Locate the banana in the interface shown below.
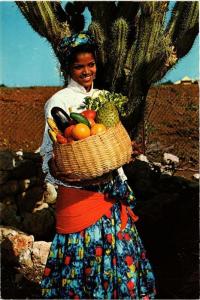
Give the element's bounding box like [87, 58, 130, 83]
[48, 129, 57, 142]
[47, 118, 60, 134]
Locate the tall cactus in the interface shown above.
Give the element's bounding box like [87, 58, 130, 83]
[88, 21, 106, 66]
[108, 18, 129, 91]
[15, 1, 199, 137]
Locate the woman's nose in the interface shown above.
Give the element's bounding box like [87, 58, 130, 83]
[83, 66, 89, 74]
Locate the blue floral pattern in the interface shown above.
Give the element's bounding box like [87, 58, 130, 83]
[41, 175, 156, 299]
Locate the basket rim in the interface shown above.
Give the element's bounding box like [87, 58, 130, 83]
[54, 121, 122, 148]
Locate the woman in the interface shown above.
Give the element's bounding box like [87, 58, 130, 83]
[40, 32, 156, 299]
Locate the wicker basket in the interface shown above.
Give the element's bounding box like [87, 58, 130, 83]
[53, 121, 132, 181]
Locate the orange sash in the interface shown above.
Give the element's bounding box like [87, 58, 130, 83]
[56, 186, 138, 234]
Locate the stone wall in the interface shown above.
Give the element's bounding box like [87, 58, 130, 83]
[0, 150, 57, 298]
[0, 151, 56, 240]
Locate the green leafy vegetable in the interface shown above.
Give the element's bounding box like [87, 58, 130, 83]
[80, 90, 128, 117]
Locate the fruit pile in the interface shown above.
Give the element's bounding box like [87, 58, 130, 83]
[48, 102, 119, 145]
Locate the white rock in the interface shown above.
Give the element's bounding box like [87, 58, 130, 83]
[152, 162, 162, 167]
[193, 173, 200, 181]
[137, 154, 149, 163]
[16, 150, 23, 160]
[18, 249, 33, 268]
[32, 241, 51, 265]
[163, 153, 179, 164]
[34, 147, 40, 153]
[44, 182, 57, 204]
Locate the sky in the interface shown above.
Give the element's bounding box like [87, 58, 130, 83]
[0, 1, 199, 87]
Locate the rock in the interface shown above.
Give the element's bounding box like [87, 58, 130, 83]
[0, 170, 10, 184]
[137, 154, 149, 163]
[15, 150, 24, 161]
[0, 226, 51, 287]
[44, 182, 57, 204]
[163, 153, 179, 165]
[23, 152, 42, 162]
[18, 177, 41, 192]
[124, 159, 159, 200]
[22, 208, 55, 240]
[193, 173, 199, 181]
[0, 151, 16, 170]
[17, 186, 44, 213]
[11, 160, 38, 179]
[33, 202, 49, 212]
[0, 227, 34, 264]
[146, 141, 161, 153]
[0, 202, 21, 228]
[0, 195, 16, 205]
[18, 248, 33, 268]
[0, 180, 20, 198]
[158, 174, 190, 192]
[32, 241, 51, 266]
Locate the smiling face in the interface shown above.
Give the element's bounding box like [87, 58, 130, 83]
[70, 52, 97, 92]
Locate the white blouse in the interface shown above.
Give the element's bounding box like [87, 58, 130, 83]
[40, 78, 127, 187]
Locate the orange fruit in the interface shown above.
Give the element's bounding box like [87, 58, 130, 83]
[90, 123, 106, 135]
[72, 123, 91, 140]
[64, 125, 75, 138]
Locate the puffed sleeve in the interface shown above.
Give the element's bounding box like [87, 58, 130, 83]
[40, 98, 65, 186]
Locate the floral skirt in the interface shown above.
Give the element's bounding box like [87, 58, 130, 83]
[41, 198, 156, 299]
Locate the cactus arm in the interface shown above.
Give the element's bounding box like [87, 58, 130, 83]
[15, 1, 71, 45]
[109, 18, 129, 90]
[88, 21, 106, 65]
[64, 2, 86, 33]
[16, 2, 46, 38]
[87, 1, 118, 37]
[171, 2, 198, 58]
[149, 1, 199, 83]
[166, 2, 198, 43]
[126, 2, 168, 87]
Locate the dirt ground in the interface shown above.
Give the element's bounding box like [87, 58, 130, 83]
[0, 84, 199, 180]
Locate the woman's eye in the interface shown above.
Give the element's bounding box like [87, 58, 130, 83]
[89, 62, 95, 67]
[74, 65, 82, 70]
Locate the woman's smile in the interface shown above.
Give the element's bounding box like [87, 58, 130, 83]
[70, 52, 97, 91]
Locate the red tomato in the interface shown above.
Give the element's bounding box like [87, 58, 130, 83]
[64, 125, 75, 138]
[56, 133, 68, 144]
[81, 109, 96, 120]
